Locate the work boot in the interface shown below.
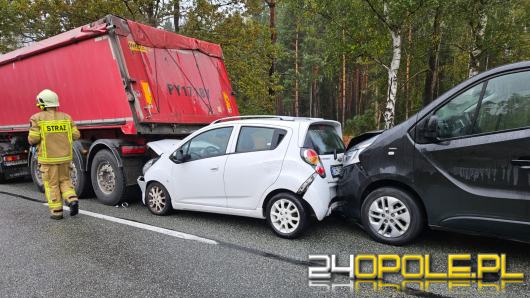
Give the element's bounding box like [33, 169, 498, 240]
[50, 213, 63, 220]
[69, 201, 79, 216]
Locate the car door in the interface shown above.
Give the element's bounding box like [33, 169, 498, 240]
[169, 126, 234, 207]
[224, 125, 290, 210]
[414, 70, 530, 240]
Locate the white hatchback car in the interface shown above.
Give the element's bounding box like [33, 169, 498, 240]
[138, 116, 345, 238]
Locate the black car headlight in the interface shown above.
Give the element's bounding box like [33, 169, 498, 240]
[142, 157, 160, 175]
[343, 148, 362, 166]
[343, 136, 378, 167]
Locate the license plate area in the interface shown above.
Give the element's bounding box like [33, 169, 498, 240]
[330, 165, 343, 178]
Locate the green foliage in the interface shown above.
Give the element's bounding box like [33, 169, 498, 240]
[344, 109, 377, 136]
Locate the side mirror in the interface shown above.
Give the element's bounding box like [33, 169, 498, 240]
[423, 115, 439, 141]
[171, 149, 190, 164]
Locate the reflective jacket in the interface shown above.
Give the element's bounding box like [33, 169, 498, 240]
[27, 110, 80, 164]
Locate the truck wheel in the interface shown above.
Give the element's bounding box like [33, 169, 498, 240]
[30, 156, 44, 193]
[71, 153, 91, 198]
[91, 150, 126, 205]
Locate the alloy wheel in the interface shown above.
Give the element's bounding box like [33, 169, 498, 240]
[368, 196, 410, 238]
[148, 185, 166, 213]
[270, 199, 300, 234]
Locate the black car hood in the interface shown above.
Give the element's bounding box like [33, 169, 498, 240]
[347, 130, 384, 150]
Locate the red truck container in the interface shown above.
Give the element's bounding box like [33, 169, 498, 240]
[0, 15, 239, 205]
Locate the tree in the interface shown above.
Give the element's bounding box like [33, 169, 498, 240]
[264, 0, 281, 113]
[363, 0, 425, 129]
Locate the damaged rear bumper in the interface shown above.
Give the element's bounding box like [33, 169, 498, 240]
[137, 176, 146, 204]
[298, 173, 339, 221]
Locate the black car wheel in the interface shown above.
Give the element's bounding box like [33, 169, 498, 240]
[266, 193, 308, 239]
[361, 187, 424, 245]
[146, 182, 172, 215]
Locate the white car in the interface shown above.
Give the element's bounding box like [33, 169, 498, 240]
[138, 116, 345, 238]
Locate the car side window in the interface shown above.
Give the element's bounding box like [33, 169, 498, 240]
[182, 127, 233, 161]
[434, 83, 484, 139]
[236, 126, 286, 153]
[473, 71, 530, 134]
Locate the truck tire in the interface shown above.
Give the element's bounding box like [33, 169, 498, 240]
[91, 149, 127, 205]
[30, 156, 45, 193]
[71, 153, 91, 198]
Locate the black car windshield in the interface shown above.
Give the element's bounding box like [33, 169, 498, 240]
[304, 124, 345, 155]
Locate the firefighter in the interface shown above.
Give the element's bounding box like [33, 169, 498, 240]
[28, 89, 81, 220]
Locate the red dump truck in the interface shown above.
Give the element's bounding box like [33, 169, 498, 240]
[0, 15, 239, 205]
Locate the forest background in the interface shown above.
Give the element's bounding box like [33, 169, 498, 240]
[1, 0, 529, 135]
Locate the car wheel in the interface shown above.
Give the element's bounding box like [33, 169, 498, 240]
[361, 187, 424, 245]
[146, 182, 172, 215]
[266, 193, 308, 239]
[91, 150, 127, 206]
[30, 155, 44, 193]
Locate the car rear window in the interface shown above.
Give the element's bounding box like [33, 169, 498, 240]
[304, 124, 345, 155]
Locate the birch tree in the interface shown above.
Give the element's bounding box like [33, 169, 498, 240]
[364, 0, 424, 129]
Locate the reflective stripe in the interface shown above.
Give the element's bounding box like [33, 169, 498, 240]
[44, 181, 61, 209]
[38, 156, 72, 163]
[62, 190, 77, 199]
[44, 181, 50, 203]
[48, 201, 63, 209]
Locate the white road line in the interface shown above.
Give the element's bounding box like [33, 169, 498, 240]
[46, 203, 218, 245]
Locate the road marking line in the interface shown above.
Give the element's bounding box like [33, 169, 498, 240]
[45, 203, 218, 245]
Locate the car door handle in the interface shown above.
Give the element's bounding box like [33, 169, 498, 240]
[210, 167, 219, 171]
[511, 159, 530, 169]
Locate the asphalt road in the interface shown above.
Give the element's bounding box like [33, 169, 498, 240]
[0, 179, 528, 297]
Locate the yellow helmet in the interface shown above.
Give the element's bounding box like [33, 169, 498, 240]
[36, 89, 60, 109]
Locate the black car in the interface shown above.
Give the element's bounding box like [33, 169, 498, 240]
[337, 61, 530, 245]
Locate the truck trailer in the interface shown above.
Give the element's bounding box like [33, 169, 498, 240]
[0, 15, 239, 205]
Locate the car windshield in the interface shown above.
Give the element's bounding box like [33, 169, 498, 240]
[304, 124, 345, 155]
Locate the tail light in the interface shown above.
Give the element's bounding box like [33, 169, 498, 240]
[301, 148, 326, 178]
[3, 154, 22, 162]
[121, 145, 146, 155]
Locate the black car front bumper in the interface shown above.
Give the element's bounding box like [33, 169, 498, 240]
[336, 164, 369, 220]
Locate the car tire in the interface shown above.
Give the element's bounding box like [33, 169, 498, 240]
[266, 193, 308, 239]
[361, 187, 424, 245]
[91, 150, 127, 206]
[145, 182, 172, 216]
[30, 155, 44, 193]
